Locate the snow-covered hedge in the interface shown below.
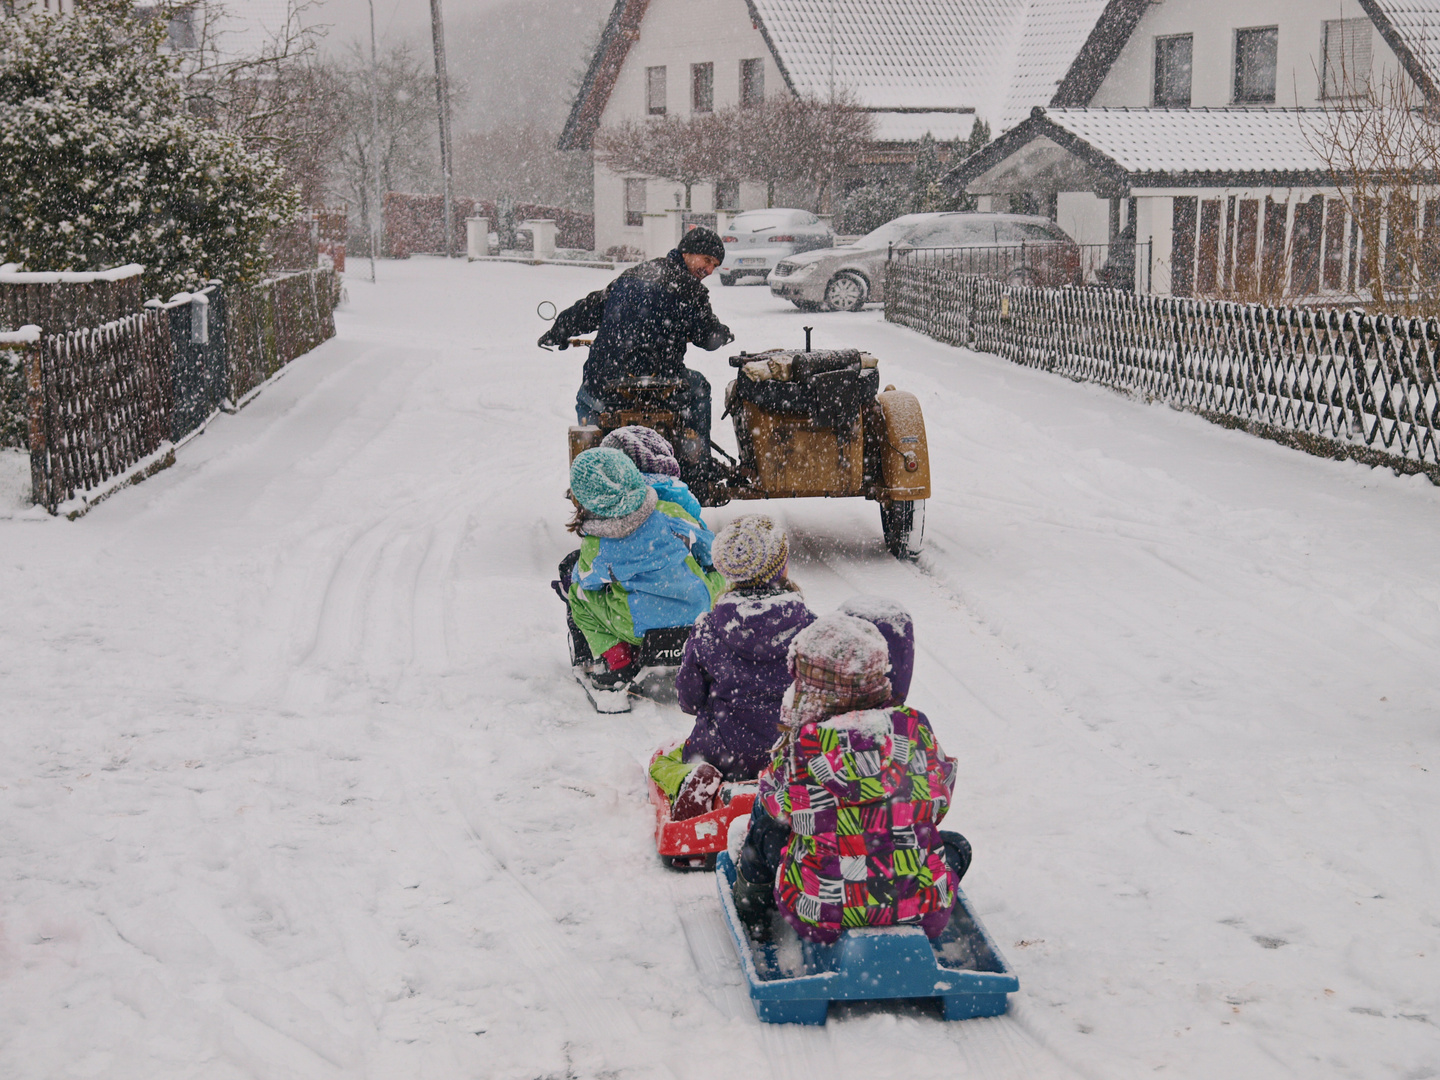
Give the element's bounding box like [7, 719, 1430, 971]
[0, 0, 300, 295]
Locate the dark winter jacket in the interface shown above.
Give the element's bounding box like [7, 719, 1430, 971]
[546, 250, 732, 398]
[676, 586, 816, 781]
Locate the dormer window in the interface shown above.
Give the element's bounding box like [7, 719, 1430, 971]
[1154, 34, 1193, 107]
[1234, 27, 1278, 104]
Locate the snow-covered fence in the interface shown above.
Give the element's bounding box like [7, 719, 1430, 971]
[886, 264, 1440, 480]
[25, 310, 174, 513]
[225, 268, 338, 405]
[0, 264, 146, 333]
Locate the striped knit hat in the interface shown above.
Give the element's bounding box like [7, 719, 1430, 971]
[713, 514, 789, 587]
[601, 425, 681, 478]
[569, 447, 649, 518]
[782, 614, 892, 726]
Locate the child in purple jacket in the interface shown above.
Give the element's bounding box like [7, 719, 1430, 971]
[650, 515, 815, 819]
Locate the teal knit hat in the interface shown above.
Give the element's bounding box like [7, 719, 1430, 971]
[570, 447, 649, 518]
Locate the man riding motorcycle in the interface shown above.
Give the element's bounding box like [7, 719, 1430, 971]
[538, 227, 734, 465]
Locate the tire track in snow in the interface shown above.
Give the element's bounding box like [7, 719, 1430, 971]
[439, 773, 664, 1077]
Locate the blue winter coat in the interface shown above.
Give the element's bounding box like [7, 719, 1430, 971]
[642, 473, 710, 565]
[569, 496, 723, 655]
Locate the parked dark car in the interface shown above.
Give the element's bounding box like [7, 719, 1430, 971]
[719, 209, 834, 285]
[768, 212, 1081, 311]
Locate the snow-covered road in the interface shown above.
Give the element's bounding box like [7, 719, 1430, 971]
[1, 258, 1436, 1079]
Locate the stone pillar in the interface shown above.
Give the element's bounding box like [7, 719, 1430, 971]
[466, 217, 491, 259]
[1132, 196, 1172, 295]
[666, 207, 686, 250]
[523, 219, 557, 261]
[715, 210, 734, 236]
[643, 211, 681, 260]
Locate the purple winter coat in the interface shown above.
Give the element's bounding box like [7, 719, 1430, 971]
[676, 587, 816, 781]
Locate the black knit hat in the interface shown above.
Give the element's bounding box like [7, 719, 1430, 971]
[677, 226, 726, 262]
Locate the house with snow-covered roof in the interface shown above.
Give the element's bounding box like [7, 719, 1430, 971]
[560, 0, 1110, 255]
[948, 0, 1440, 298]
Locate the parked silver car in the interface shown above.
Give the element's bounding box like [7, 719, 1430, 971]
[719, 209, 834, 285]
[768, 212, 1078, 311]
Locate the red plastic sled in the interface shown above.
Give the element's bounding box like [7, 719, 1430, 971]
[647, 744, 757, 870]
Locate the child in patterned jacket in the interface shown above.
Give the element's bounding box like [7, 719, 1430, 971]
[732, 611, 970, 943]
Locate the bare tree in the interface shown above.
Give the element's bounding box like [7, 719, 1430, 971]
[319, 42, 442, 253]
[593, 92, 874, 213]
[168, 0, 338, 205]
[732, 91, 874, 210]
[593, 112, 732, 210]
[1303, 61, 1440, 314]
[452, 121, 591, 210]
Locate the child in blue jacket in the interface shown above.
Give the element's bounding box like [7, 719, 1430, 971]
[600, 425, 711, 568]
[566, 447, 723, 686]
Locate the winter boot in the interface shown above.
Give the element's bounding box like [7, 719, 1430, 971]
[731, 869, 777, 943]
[588, 642, 639, 689]
[671, 762, 723, 820]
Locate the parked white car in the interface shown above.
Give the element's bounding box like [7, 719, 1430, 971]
[719, 209, 834, 285]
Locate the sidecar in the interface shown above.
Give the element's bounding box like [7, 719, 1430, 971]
[566, 341, 930, 559]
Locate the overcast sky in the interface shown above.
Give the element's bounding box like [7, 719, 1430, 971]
[306, 0, 597, 56]
[304, 0, 612, 131]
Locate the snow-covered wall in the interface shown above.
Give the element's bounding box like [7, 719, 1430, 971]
[1089, 0, 1406, 108]
[593, 0, 783, 253]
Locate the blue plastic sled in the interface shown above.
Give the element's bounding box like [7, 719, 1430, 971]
[715, 851, 1019, 1025]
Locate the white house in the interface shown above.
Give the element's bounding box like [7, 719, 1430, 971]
[949, 0, 1440, 297]
[560, 0, 1114, 256]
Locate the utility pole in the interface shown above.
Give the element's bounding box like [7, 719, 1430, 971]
[428, 0, 455, 258]
[367, 0, 383, 282]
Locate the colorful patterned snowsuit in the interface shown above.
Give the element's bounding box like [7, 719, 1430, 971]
[759, 706, 958, 944]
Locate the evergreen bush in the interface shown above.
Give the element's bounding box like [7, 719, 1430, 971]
[0, 0, 300, 294]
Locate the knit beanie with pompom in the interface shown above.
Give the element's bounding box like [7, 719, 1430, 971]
[569, 447, 649, 518]
[782, 613, 892, 726]
[600, 425, 682, 478]
[713, 514, 789, 587]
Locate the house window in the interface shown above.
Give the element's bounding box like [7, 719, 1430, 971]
[1153, 35, 1192, 107]
[167, 7, 198, 51]
[1234, 27, 1278, 104]
[1323, 19, 1372, 98]
[740, 58, 765, 106]
[624, 179, 646, 228]
[692, 62, 714, 113]
[715, 180, 740, 210]
[646, 66, 666, 115]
